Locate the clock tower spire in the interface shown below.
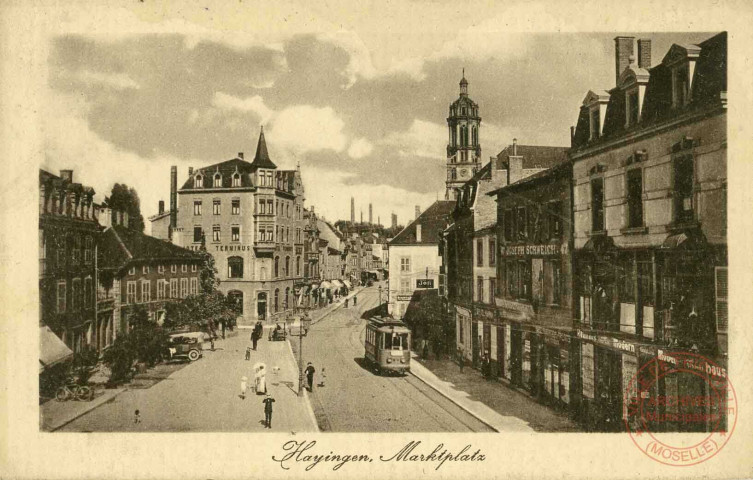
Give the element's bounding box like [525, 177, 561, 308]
[445, 71, 481, 200]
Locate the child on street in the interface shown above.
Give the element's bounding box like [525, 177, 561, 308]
[245, 346, 251, 361]
[240, 376, 248, 399]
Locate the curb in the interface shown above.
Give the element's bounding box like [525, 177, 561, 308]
[408, 362, 501, 433]
[45, 387, 127, 432]
[285, 339, 320, 433]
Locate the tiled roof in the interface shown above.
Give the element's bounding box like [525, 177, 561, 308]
[180, 158, 256, 190]
[389, 200, 455, 246]
[571, 32, 726, 151]
[488, 160, 572, 196]
[495, 145, 568, 170]
[99, 225, 201, 271]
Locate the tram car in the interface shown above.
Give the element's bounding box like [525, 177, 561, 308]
[364, 317, 411, 375]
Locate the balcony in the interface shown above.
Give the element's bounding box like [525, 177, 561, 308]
[254, 239, 275, 254]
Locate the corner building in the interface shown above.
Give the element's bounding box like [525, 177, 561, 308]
[175, 127, 306, 326]
[568, 33, 727, 431]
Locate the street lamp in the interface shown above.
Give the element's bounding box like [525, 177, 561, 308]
[298, 321, 304, 397]
[378, 285, 382, 307]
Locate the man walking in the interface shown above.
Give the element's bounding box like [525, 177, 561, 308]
[262, 394, 275, 429]
[305, 362, 316, 392]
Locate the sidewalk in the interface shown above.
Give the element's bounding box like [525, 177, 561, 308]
[40, 387, 126, 432]
[410, 353, 581, 432]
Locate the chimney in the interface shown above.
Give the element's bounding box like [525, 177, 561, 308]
[238, 152, 244, 159]
[311, 205, 315, 214]
[170, 165, 178, 233]
[570, 126, 575, 148]
[637, 38, 651, 69]
[158, 200, 165, 214]
[351, 197, 355, 223]
[360, 211, 363, 224]
[614, 36, 635, 84]
[415, 205, 420, 220]
[99, 205, 112, 228]
[512, 138, 517, 156]
[188, 167, 194, 176]
[59, 169, 73, 183]
[416, 224, 422, 242]
[369, 203, 373, 224]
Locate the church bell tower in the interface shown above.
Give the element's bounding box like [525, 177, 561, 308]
[445, 71, 481, 200]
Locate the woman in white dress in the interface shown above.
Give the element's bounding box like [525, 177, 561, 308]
[254, 363, 267, 395]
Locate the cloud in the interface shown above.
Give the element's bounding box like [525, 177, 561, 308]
[211, 92, 274, 124]
[347, 138, 373, 159]
[267, 105, 348, 155]
[382, 119, 446, 159]
[61, 69, 140, 90]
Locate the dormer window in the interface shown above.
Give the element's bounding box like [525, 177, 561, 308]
[213, 172, 222, 187]
[194, 174, 203, 188]
[232, 173, 241, 187]
[461, 107, 467, 116]
[672, 66, 689, 108]
[626, 89, 639, 127]
[590, 108, 601, 140]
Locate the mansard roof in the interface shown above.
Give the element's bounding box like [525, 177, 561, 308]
[180, 158, 256, 190]
[99, 225, 201, 272]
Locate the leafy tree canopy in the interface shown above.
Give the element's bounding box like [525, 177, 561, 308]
[104, 183, 146, 232]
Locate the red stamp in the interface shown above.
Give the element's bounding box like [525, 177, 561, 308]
[623, 351, 737, 466]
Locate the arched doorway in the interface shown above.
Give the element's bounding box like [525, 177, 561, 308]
[257, 292, 266, 321]
[228, 290, 244, 314]
[274, 289, 279, 313]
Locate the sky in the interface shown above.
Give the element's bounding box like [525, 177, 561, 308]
[39, 2, 714, 232]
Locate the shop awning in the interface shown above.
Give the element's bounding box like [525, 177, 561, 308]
[581, 234, 616, 254]
[39, 326, 73, 373]
[343, 280, 352, 289]
[332, 279, 344, 288]
[320, 281, 334, 290]
[661, 230, 706, 250]
[310, 283, 319, 290]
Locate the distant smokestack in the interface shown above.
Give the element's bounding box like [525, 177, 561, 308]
[570, 126, 575, 148]
[637, 39, 651, 69]
[369, 203, 373, 224]
[170, 166, 178, 233]
[360, 211, 363, 224]
[351, 197, 355, 223]
[392, 213, 397, 229]
[512, 138, 517, 156]
[159, 200, 165, 215]
[378, 216, 381, 227]
[415, 205, 420, 220]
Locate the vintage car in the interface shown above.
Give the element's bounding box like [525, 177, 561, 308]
[166, 332, 206, 361]
[268, 323, 287, 341]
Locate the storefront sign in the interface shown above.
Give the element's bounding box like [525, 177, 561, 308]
[501, 243, 568, 256]
[416, 279, 434, 289]
[494, 298, 534, 317]
[213, 244, 253, 252]
[396, 295, 413, 301]
[657, 349, 727, 379]
[577, 330, 636, 354]
[536, 326, 570, 344]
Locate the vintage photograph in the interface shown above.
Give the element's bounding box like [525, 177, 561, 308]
[5, 1, 751, 478]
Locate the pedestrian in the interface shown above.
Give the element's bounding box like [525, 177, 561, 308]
[345, 298, 349, 308]
[133, 409, 141, 424]
[240, 376, 248, 400]
[422, 341, 429, 360]
[318, 367, 326, 387]
[221, 319, 226, 339]
[459, 350, 465, 372]
[305, 362, 316, 392]
[255, 364, 267, 395]
[353, 295, 357, 306]
[262, 394, 275, 429]
[245, 346, 251, 361]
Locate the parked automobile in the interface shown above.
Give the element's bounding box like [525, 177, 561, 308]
[268, 323, 287, 341]
[166, 332, 206, 361]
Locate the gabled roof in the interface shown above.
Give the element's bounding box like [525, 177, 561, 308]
[99, 225, 201, 271]
[495, 144, 569, 171]
[389, 200, 454, 246]
[488, 160, 572, 197]
[251, 127, 277, 169]
[180, 158, 256, 190]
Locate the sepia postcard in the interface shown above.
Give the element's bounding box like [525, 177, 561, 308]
[2, 0, 753, 479]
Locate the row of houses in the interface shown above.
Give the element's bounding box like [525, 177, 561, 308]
[390, 32, 728, 432]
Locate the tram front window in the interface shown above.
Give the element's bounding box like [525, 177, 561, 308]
[384, 333, 407, 350]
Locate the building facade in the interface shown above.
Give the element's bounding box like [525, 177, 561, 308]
[568, 33, 727, 431]
[446, 74, 482, 200]
[39, 169, 99, 354]
[388, 201, 454, 319]
[171, 127, 306, 325]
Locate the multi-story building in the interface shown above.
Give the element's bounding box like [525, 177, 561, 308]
[169, 127, 306, 325]
[97, 209, 202, 339]
[446, 74, 482, 200]
[39, 169, 99, 355]
[568, 33, 727, 431]
[388, 200, 454, 319]
[489, 160, 574, 409]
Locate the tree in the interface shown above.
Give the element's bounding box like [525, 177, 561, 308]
[104, 183, 146, 232]
[128, 305, 168, 366]
[198, 233, 220, 293]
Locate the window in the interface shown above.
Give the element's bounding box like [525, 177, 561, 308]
[274, 289, 279, 312]
[157, 280, 166, 299]
[232, 199, 240, 215]
[504, 209, 514, 242]
[489, 278, 497, 299]
[127, 281, 137, 304]
[231, 226, 240, 242]
[182, 264, 187, 272]
[232, 173, 241, 187]
[715, 267, 728, 333]
[516, 207, 528, 240]
[141, 280, 151, 303]
[84, 277, 92, 306]
[296, 256, 301, 276]
[477, 277, 484, 303]
[194, 174, 203, 188]
[193, 226, 202, 243]
[129, 266, 135, 276]
[548, 201, 563, 240]
[214, 173, 222, 187]
[673, 66, 689, 108]
[191, 264, 197, 272]
[590, 108, 601, 140]
[259, 199, 266, 214]
[627, 90, 639, 126]
[190, 278, 198, 295]
[451, 168, 457, 181]
[674, 155, 694, 223]
[170, 278, 178, 298]
[267, 199, 273, 214]
[57, 281, 66, 313]
[284, 287, 289, 309]
[400, 257, 411, 273]
[520, 260, 531, 300]
[228, 257, 243, 278]
[158, 265, 165, 274]
[489, 238, 496, 267]
[213, 199, 221, 215]
[591, 178, 605, 232]
[71, 278, 81, 310]
[171, 264, 177, 273]
[266, 171, 273, 187]
[212, 225, 220, 242]
[285, 256, 290, 277]
[637, 259, 654, 306]
[545, 260, 561, 305]
[477, 239, 484, 267]
[72, 236, 81, 265]
[400, 278, 410, 293]
[180, 278, 188, 298]
[274, 257, 279, 278]
[627, 169, 643, 228]
[57, 240, 65, 269]
[193, 200, 202, 215]
[619, 255, 635, 303]
[84, 237, 93, 264]
[142, 265, 149, 275]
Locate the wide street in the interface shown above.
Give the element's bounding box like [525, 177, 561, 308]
[290, 284, 494, 432]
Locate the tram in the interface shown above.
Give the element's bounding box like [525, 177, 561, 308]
[364, 317, 411, 375]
